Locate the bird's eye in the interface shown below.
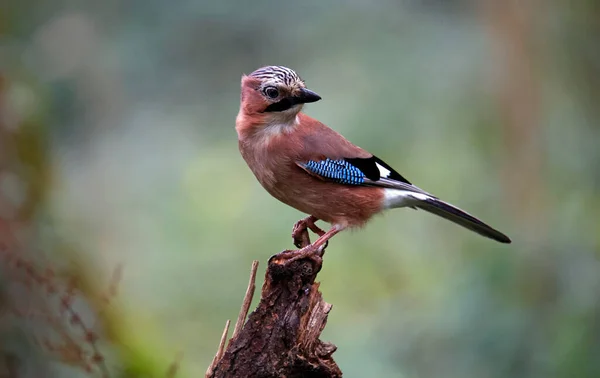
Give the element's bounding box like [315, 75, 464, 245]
[264, 86, 279, 99]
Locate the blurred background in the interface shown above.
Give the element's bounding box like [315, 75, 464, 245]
[1, 0, 599, 377]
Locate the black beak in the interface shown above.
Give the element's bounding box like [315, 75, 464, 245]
[296, 88, 321, 104]
[264, 88, 322, 112]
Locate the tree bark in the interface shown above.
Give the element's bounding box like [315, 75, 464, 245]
[206, 253, 341, 378]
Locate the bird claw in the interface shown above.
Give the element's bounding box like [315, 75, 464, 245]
[292, 219, 311, 249]
[291, 216, 326, 249]
[269, 244, 324, 270]
[277, 216, 332, 270]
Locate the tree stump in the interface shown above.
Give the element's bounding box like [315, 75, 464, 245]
[206, 249, 341, 378]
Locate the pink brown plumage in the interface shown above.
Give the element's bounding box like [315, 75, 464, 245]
[236, 66, 510, 261]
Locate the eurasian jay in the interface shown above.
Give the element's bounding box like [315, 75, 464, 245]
[236, 66, 510, 261]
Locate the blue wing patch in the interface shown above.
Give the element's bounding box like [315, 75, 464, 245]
[304, 158, 365, 185]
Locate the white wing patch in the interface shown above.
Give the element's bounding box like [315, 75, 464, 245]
[376, 162, 391, 178]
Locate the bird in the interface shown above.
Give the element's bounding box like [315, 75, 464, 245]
[236, 65, 510, 262]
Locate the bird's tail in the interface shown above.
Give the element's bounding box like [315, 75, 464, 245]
[413, 196, 511, 244]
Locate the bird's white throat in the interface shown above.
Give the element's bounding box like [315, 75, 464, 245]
[256, 114, 300, 143]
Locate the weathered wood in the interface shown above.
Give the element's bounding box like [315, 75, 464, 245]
[207, 248, 340, 378]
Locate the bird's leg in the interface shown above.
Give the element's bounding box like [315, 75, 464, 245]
[272, 225, 344, 267]
[306, 217, 326, 236]
[306, 217, 329, 250]
[292, 215, 326, 248]
[292, 216, 313, 248]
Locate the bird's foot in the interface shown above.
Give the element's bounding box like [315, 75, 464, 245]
[269, 242, 326, 270]
[292, 219, 311, 249]
[292, 215, 327, 249]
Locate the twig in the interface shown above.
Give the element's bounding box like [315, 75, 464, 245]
[205, 261, 259, 378]
[62, 297, 111, 378]
[205, 320, 230, 378]
[231, 260, 259, 341]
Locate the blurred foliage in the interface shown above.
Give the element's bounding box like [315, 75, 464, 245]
[1, 0, 599, 377]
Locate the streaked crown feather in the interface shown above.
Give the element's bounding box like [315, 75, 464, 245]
[249, 66, 303, 86]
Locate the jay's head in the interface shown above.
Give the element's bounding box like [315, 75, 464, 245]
[239, 66, 321, 121]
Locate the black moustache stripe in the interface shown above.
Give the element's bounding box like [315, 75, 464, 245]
[264, 97, 297, 112]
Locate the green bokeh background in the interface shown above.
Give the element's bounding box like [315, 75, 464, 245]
[1, 1, 599, 377]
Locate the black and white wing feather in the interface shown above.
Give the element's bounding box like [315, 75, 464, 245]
[297, 155, 511, 244]
[344, 156, 435, 197]
[298, 155, 434, 195]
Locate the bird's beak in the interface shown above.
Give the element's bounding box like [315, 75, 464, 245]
[263, 88, 322, 112]
[295, 88, 321, 104]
